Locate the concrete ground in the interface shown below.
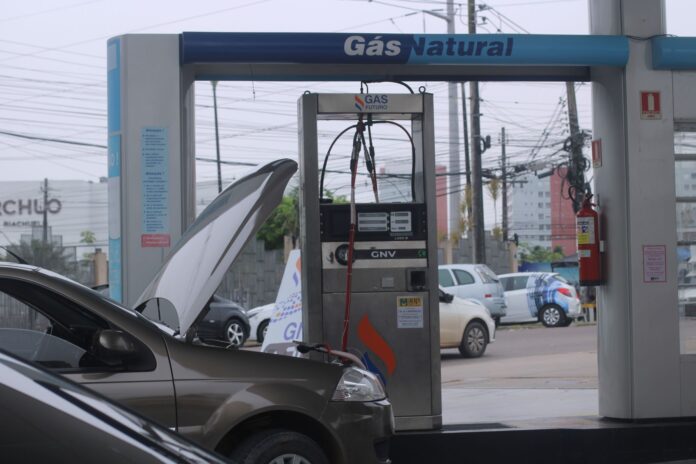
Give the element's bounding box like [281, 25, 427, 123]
[440, 323, 599, 424]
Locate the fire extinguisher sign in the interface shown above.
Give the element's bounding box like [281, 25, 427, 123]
[640, 91, 661, 120]
[577, 217, 595, 245]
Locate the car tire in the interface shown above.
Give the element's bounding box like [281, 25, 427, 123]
[540, 304, 567, 328]
[257, 319, 270, 344]
[224, 318, 247, 347]
[229, 429, 329, 464]
[458, 321, 488, 358]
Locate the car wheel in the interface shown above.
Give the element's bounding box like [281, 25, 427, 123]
[540, 304, 566, 328]
[229, 429, 329, 464]
[257, 319, 270, 344]
[458, 321, 488, 358]
[224, 318, 247, 347]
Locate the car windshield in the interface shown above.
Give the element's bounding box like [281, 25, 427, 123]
[552, 274, 570, 285]
[475, 265, 499, 283]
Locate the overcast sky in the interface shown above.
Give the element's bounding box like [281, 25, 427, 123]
[0, 0, 693, 225]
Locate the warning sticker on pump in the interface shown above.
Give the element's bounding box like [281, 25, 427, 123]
[397, 296, 424, 329]
[577, 217, 595, 245]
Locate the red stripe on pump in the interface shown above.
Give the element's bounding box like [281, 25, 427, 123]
[358, 314, 396, 375]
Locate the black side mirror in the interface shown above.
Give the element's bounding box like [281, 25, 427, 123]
[96, 329, 138, 366]
[439, 291, 454, 303]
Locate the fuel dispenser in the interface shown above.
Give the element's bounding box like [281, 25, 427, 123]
[298, 92, 441, 431]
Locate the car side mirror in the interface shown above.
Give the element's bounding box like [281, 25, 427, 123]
[439, 291, 454, 303]
[97, 329, 138, 366]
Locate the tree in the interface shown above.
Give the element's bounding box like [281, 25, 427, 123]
[80, 229, 97, 260]
[256, 187, 347, 250]
[7, 240, 73, 276]
[487, 178, 501, 232]
[456, 184, 473, 241]
[256, 187, 299, 250]
[518, 243, 565, 263]
[80, 230, 96, 244]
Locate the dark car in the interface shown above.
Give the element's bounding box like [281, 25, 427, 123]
[93, 287, 251, 348]
[0, 159, 393, 464]
[196, 295, 250, 347]
[0, 348, 229, 463]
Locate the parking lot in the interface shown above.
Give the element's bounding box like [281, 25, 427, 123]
[441, 323, 599, 423]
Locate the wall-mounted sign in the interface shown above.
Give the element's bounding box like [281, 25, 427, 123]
[640, 91, 661, 120]
[141, 127, 170, 248]
[643, 245, 666, 283]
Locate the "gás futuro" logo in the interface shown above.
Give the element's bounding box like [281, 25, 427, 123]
[354, 94, 388, 112]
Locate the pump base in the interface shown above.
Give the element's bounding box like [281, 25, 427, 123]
[391, 415, 696, 463]
[395, 414, 442, 432]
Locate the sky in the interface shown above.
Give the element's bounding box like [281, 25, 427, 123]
[0, 0, 694, 227]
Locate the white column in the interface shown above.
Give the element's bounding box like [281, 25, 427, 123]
[590, 0, 681, 418]
[110, 34, 195, 306]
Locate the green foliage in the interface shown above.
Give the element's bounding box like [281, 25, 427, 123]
[80, 230, 96, 244]
[256, 187, 348, 250]
[7, 240, 73, 276]
[519, 243, 565, 263]
[256, 187, 299, 250]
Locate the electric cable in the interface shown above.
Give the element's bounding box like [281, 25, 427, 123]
[320, 124, 358, 200]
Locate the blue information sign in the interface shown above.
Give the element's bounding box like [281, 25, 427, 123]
[181, 32, 629, 68]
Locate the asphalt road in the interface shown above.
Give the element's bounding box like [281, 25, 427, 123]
[440, 323, 599, 423]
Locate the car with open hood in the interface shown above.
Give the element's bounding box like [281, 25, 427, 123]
[0, 159, 393, 464]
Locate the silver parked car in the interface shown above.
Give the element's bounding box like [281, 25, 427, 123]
[0, 160, 393, 464]
[438, 264, 507, 324]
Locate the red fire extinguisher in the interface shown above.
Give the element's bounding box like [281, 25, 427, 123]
[576, 194, 602, 286]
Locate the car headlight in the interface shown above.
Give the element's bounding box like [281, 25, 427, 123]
[332, 367, 386, 402]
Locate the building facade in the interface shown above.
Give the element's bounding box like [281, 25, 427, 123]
[509, 167, 577, 257]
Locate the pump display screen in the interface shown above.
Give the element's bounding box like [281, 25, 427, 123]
[390, 211, 412, 232]
[357, 211, 413, 233]
[358, 212, 389, 232]
[321, 203, 426, 241]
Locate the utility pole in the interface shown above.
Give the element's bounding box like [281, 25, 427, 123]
[461, 82, 471, 225]
[469, 0, 486, 263]
[421, 2, 460, 245]
[501, 127, 508, 242]
[446, 0, 460, 240]
[565, 81, 585, 212]
[212, 80, 223, 193]
[42, 178, 48, 244]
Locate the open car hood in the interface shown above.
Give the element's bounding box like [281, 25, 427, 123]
[135, 159, 297, 337]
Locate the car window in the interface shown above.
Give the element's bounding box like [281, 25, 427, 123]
[453, 269, 475, 285]
[475, 265, 499, 283]
[0, 278, 111, 372]
[439, 269, 455, 287]
[500, 277, 511, 291]
[513, 276, 530, 290]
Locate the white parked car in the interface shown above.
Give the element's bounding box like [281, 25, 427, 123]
[498, 272, 582, 327]
[247, 302, 275, 343]
[438, 264, 507, 325]
[438, 287, 496, 358]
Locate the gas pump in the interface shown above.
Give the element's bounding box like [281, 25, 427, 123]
[298, 92, 441, 431]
